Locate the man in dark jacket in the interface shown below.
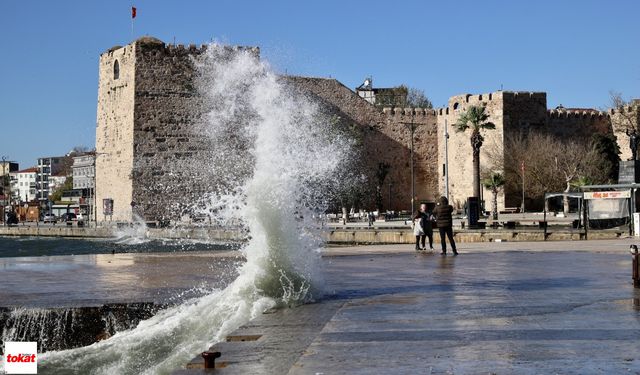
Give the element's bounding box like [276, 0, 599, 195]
[434, 196, 458, 255]
[419, 203, 434, 250]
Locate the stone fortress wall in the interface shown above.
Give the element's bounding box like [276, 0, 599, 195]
[96, 36, 626, 223]
[610, 101, 640, 162]
[285, 75, 439, 212]
[97, 37, 260, 223]
[130, 39, 210, 222]
[432, 91, 614, 210]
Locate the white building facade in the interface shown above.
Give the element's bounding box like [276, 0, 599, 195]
[36, 156, 64, 202]
[10, 167, 37, 203]
[72, 154, 95, 190]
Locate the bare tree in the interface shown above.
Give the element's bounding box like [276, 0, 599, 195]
[406, 87, 433, 108]
[493, 133, 611, 213]
[373, 85, 433, 109]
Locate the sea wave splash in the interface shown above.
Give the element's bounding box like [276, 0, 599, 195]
[36, 44, 351, 374]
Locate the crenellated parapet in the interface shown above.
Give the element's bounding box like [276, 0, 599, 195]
[382, 107, 437, 117]
[502, 91, 546, 100]
[101, 36, 259, 58]
[547, 109, 608, 120]
[163, 43, 260, 57]
[431, 91, 547, 118]
[435, 107, 451, 116]
[609, 105, 640, 116]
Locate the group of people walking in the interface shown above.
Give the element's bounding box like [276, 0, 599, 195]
[413, 196, 458, 256]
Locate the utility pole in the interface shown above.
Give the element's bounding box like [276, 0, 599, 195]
[410, 121, 415, 215]
[444, 118, 450, 200]
[93, 155, 97, 227]
[521, 160, 526, 214]
[1, 156, 11, 225]
[404, 114, 418, 215]
[1, 156, 5, 225]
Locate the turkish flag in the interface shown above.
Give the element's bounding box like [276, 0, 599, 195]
[132, 6, 137, 19]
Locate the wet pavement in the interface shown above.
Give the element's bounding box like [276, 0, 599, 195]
[180, 239, 640, 374]
[3, 238, 640, 373]
[0, 251, 241, 307]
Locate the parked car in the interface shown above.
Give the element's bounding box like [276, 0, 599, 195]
[43, 214, 57, 223]
[59, 213, 77, 222]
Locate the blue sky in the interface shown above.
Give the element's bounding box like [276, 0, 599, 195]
[1, 0, 638, 168]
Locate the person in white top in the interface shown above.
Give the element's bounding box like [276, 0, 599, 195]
[413, 211, 425, 251]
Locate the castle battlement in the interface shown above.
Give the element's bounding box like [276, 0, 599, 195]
[547, 109, 607, 119]
[166, 43, 208, 52]
[101, 37, 259, 58]
[382, 107, 437, 117]
[609, 105, 639, 115]
[447, 92, 501, 105]
[502, 91, 546, 100]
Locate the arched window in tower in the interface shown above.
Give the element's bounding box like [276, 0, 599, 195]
[114, 60, 120, 80]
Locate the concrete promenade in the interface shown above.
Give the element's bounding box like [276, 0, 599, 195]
[178, 239, 640, 374]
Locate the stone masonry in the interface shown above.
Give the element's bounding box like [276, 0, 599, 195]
[96, 36, 622, 223]
[96, 37, 258, 223]
[436, 92, 613, 210]
[96, 42, 136, 222]
[284, 77, 439, 213]
[611, 100, 640, 162]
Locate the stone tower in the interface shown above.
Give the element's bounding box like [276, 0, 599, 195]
[436, 91, 611, 211]
[95, 37, 258, 223]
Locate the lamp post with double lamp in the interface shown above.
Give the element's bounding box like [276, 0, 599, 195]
[403, 114, 420, 215]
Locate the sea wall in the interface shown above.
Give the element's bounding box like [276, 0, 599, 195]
[0, 225, 625, 242]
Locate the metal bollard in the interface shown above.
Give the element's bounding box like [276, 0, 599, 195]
[631, 245, 640, 288]
[201, 351, 221, 369]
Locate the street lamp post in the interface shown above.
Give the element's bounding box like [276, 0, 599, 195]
[404, 114, 419, 215]
[521, 160, 526, 214]
[1, 156, 12, 225]
[444, 119, 450, 200]
[1, 156, 5, 226]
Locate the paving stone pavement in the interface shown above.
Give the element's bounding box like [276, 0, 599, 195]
[177, 239, 640, 374]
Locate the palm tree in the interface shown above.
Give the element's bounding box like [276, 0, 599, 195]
[455, 105, 496, 198]
[482, 172, 505, 220]
[567, 175, 593, 218]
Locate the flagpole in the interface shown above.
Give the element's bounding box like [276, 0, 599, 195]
[131, 5, 135, 41]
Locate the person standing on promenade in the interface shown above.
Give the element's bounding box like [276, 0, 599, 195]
[413, 211, 425, 251]
[420, 203, 435, 251]
[434, 196, 458, 256]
